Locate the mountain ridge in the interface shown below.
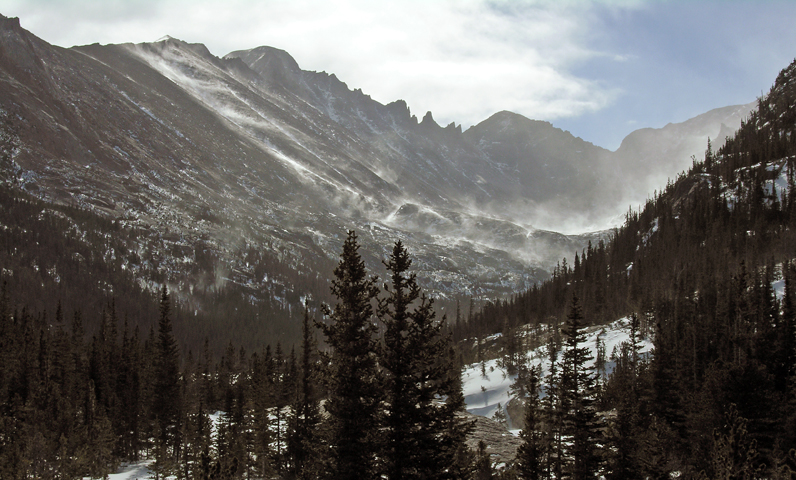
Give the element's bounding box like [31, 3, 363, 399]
[0, 15, 756, 308]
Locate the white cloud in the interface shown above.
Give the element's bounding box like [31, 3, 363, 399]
[4, 0, 623, 129]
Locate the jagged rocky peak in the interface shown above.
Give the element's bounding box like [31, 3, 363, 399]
[467, 110, 603, 153]
[384, 99, 415, 124]
[420, 111, 441, 130]
[445, 122, 462, 134]
[467, 110, 558, 144]
[0, 14, 31, 43]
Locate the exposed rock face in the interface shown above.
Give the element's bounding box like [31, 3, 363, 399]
[506, 396, 527, 431]
[464, 411, 523, 469]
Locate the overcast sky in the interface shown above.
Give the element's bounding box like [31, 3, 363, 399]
[5, 0, 795, 150]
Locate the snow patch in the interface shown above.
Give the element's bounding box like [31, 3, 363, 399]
[462, 318, 653, 420]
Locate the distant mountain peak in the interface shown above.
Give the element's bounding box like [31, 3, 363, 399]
[225, 46, 301, 75]
[224, 45, 304, 91]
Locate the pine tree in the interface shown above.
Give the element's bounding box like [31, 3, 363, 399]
[517, 365, 546, 480]
[78, 379, 117, 479]
[475, 440, 494, 480]
[705, 404, 763, 480]
[561, 293, 600, 479]
[493, 403, 507, 426]
[153, 286, 182, 478]
[544, 335, 564, 479]
[441, 343, 476, 480]
[183, 371, 212, 480]
[287, 306, 323, 480]
[251, 349, 275, 478]
[380, 240, 421, 480]
[379, 240, 473, 480]
[318, 230, 382, 480]
[273, 341, 288, 472]
[780, 262, 796, 390]
[604, 314, 645, 480]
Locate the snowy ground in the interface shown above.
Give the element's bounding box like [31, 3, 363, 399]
[80, 460, 156, 480]
[773, 277, 786, 300]
[98, 411, 225, 480]
[104, 461, 154, 480]
[461, 318, 653, 427]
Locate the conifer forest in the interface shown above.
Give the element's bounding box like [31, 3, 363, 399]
[2, 31, 796, 480]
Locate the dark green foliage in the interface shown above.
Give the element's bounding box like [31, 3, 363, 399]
[603, 314, 648, 480]
[317, 230, 383, 480]
[475, 440, 494, 480]
[153, 286, 182, 476]
[380, 240, 422, 480]
[0, 180, 329, 358]
[286, 306, 323, 480]
[379, 240, 474, 480]
[250, 347, 276, 479]
[700, 404, 764, 480]
[560, 294, 600, 480]
[516, 366, 545, 480]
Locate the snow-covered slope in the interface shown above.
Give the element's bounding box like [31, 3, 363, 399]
[462, 318, 653, 428]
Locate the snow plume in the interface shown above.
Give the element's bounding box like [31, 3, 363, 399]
[382, 201, 598, 271]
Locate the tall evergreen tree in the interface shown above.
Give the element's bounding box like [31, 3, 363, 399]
[318, 230, 382, 480]
[780, 262, 796, 389]
[273, 342, 288, 472]
[475, 440, 494, 480]
[544, 335, 564, 479]
[604, 314, 645, 480]
[561, 293, 600, 479]
[379, 240, 473, 480]
[380, 240, 421, 480]
[153, 286, 182, 478]
[516, 365, 546, 480]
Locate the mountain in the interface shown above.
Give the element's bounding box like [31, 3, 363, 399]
[1, 12, 793, 479]
[611, 101, 755, 210]
[0, 14, 754, 312]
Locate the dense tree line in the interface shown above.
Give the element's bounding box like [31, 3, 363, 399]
[0, 230, 474, 479]
[0, 183, 335, 355]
